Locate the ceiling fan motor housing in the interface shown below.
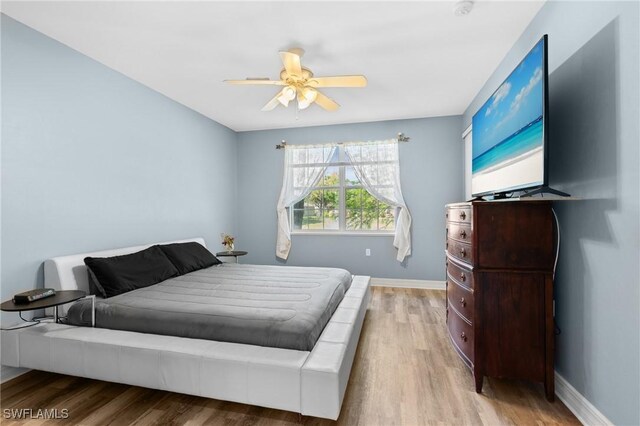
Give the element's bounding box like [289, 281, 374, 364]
[280, 67, 314, 82]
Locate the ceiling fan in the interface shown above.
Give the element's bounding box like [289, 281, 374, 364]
[224, 48, 367, 112]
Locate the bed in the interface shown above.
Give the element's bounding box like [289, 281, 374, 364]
[0, 238, 371, 420]
[66, 263, 353, 352]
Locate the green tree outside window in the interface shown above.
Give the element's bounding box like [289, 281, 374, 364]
[292, 166, 395, 232]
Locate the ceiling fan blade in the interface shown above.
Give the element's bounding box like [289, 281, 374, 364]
[261, 90, 284, 111]
[224, 79, 284, 85]
[279, 51, 303, 78]
[307, 75, 367, 88]
[314, 90, 340, 111]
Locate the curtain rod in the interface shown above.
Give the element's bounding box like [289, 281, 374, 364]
[275, 133, 411, 150]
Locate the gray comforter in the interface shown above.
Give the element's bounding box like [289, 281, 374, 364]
[66, 263, 352, 351]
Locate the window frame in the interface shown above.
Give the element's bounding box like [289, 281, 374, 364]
[290, 146, 396, 236]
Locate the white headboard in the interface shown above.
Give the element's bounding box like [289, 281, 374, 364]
[44, 237, 206, 295]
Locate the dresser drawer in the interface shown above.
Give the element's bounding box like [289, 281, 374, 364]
[447, 221, 472, 244]
[446, 256, 474, 289]
[446, 206, 472, 224]
[447, 308, 474, 365]
[447, 279, 474, 323]
[446, 238, 473, 265]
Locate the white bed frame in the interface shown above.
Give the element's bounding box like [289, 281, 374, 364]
[0, 238, 371, 420]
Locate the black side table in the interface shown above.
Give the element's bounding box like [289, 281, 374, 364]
[1, 290, 94, 326]
[215, 251, 248, 264]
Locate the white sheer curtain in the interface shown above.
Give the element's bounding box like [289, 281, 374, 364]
[344, 139, 412, 262]
[276, 144, 338, 259]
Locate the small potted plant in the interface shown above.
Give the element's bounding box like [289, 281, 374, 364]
[221, 233, 235, 252]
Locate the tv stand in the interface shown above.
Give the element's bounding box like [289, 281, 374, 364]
[520, 186, 570, 198]
[467, 196, 487, 202]
[468, 187, 570, 202]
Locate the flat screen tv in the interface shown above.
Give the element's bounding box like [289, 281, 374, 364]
[472, 35, 548, 197]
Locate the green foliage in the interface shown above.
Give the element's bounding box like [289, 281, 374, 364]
[292, 169, 395, 231]
[344, 188, 394, 230]
[322, 172, 340, 187]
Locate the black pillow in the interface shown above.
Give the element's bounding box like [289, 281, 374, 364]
[87, 267, 107, 298]
[84, 245, 179, 298]
[159, 242, 221, 275]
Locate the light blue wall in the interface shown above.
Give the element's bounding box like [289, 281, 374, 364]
[462, 2, 639, 424]
[1, 15, 238, 324]
[236, 116, 463, 280]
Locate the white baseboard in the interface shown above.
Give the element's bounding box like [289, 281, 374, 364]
[370, 278, 445, 290]
[555, 371, 612, 426]
[1, 365, 29, 384]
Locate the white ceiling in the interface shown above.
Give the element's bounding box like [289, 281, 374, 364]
[2, 1, 545, 132]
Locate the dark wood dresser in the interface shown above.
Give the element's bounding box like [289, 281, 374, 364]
[445, 200, 555, 401]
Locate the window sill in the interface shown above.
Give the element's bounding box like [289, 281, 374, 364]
[291, 231, 395, 237]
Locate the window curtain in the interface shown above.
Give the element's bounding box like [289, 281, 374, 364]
[276, 144, 338, 259]
[344, 140, 412, 262]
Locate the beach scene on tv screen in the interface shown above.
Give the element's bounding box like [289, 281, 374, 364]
[472, 39, 545, 195]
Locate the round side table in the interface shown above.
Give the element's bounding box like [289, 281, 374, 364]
[1, 290, 93, 326]
[215, 251, 248, 264]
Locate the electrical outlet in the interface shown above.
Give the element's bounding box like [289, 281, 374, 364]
[365, 249, 371, 256]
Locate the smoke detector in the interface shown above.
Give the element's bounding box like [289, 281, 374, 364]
[454, 0, 474, 16]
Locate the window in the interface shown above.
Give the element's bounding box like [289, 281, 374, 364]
[291, 147, 396, 233]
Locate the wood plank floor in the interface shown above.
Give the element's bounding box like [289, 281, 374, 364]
[0, 287, 579, 425]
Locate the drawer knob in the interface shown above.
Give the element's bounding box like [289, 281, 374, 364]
[460, 211, 466, 220]
[459, 230, 466, 238]
[460, 248, 466, 257]
[460, 297, 466, 307]
[460, 332, 468, 342]
[460, 272, 466, 282]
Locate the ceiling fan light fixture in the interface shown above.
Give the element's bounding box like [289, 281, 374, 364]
[297, 92, 312, 110]
[283, 85, 297, 101]
[277, 96, 290, 107]
[302, 87, 318, 102]
[276, 86, 296, 108]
